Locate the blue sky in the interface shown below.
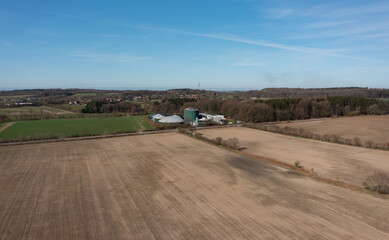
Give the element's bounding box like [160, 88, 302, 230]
[0, 0, 388, 90]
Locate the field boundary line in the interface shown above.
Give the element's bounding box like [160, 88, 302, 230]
[180, 131, 388, 199]
[0, 129, 178, 147]
[44, 106, 75, 114]
[244, 125, 389, 153]
[0, 124, 235, 147]
[0, 122, 15, 133]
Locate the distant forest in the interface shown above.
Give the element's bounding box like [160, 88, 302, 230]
[2, 87, 389, 99]
[1, 87, 389, 123]
[83, 96, 389, 123]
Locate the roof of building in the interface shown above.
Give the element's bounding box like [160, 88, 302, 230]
[151, 113, 166, 120]
[158, 115, 184, 123]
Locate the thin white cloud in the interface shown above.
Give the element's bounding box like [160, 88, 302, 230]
[117, 24, 363, 59]
[45, 11, 374, 61]
[302, 2, 389, 18]
[0, 41, 13, 47]
[232, 61, 264, 67]
[307, 20, 355, 28]
[269, 8, 294, 19]
[68, 52, 151, 63]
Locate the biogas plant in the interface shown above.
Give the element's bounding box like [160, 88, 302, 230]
[150, 107, 226, 126]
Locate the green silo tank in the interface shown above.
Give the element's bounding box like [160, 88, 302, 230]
[184, 107, 199, 123]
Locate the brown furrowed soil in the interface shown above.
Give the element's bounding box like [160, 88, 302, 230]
[274, 115, 389, 144]
[0, 133, 388, 239]
[196, 127, 389, 187]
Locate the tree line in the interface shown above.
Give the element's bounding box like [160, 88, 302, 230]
[178, 96, 389, 123]
[81, 96, 389, 123]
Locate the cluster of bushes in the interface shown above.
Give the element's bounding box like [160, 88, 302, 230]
[0, 114, 9, 123]
[82, 100, 146, 115]
[364, 172, 389, 194]
[179, 129, 241, 150]
[246, 123, 389, 151]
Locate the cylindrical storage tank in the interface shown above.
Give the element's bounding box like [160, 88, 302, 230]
[184, 107, 199, 123]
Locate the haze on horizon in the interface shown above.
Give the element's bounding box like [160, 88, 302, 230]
[0, 0, 388, 90]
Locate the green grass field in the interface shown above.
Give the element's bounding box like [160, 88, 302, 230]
[74, 93, 97, 96]
[0, 116, 153, 141]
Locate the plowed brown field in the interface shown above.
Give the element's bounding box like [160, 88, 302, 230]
[197, 127, 389, 187]
[0, 133, 388, 239]
[275, 115, 389, 144]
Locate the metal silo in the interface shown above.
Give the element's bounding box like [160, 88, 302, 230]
[184, 107, 199, 124]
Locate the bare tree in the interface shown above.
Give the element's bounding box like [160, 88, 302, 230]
[363, 172, 389, 194]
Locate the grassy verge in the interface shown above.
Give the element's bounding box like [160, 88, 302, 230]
[0, 116, 153, 142]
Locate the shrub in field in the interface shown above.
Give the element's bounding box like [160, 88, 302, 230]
[364, 140, 374, 148]
[216, 137, 222, 145]
[363, 172, 389, 194]
[294, 161, 303, 168]
[0, 114, 9, 123]
[226, 137, 240, 149]
[194, 132, 203, 139]
[302, 130, 313, 138]
[353, 137, 362, 146]
[344, 138, 353, 145]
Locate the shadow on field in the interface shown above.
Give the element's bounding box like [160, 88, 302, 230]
[227, 155, 277, 178]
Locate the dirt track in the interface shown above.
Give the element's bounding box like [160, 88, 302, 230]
[0, 133, 388, 239]
[0, 122, 15, 133]
[275, 115, 389, 144]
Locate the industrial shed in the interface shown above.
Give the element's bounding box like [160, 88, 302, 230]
[158, 115, 184, 124]
[150, 113, 171, 122]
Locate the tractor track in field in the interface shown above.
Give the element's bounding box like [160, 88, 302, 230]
[0, 122, 15, 133]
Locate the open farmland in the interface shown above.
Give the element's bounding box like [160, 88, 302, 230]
[0, 116, 152, 141]
[0, 133, 388, 239]
[0, 106, 74, 116]
[196, 127, 389, 187]
[273, 115, 389, 145]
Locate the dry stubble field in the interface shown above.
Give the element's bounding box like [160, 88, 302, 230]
[274, 115, 389, 144]
[0, 133, 388, 239]
[197, 127, 389, 187]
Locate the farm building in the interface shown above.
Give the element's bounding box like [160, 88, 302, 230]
[150, 114, 165, 122]
[158, 115, 184, 124]
[149, 113, 183, 124]
[199, 113, 225, 124]
[149, 113, 172, 123]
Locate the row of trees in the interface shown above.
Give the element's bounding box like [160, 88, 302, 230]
[177, 97, 389, 123]
[80, 96, 389, 123]
[82, 101, 146, 115]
